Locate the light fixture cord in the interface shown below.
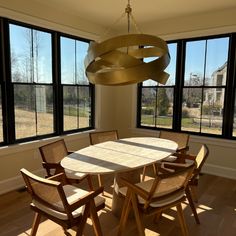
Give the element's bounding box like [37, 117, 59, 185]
[125, 0, 131, 34]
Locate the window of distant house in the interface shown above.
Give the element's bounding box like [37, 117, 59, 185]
[182, 37, 229, 135]
[60, 36, 93, 132]
[9, 24, 54, 140]
[139, 43, 177, 129]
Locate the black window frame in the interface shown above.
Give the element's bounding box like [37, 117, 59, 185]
[0, 17, 95, 145]
[137, 33, 236, 140]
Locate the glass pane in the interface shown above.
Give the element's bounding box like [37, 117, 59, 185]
[140, 87, 156, 127]
[164, 43, 177, 86]
[10, 24, 52, 83]
[205, 37, 229, 86]
[184, 40, 205, 86]
[181, 88, 202, 132]
[14, 84, 53, 139]
[142, 43, 177, 87]
[201, 88, 223, 135]
[156, 87, 173, 128]
[78, 87, 91, 128]
[63, 86, 78, 131]
[0, 88, 3, 142]
[61, 37, 89, 85]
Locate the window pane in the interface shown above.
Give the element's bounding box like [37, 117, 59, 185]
[142, 43, 177, 87]
[140, 87, 156, 127]
[14, 84, 53, 139]
[10, 24, 52, 83]
[205, 38, 229, 86]
[61, 37, 89, 85]
[201, 88, 223, 135]
[165, 43, 177, 86]
[181, 88, 202, 132]
[184, 40, 205, 86]
[63, 86, 78, 131]
[78, 87, 91, 128]
[156, 87, 173, 128]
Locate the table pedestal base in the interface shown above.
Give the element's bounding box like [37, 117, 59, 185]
[111, 168, 141, 218]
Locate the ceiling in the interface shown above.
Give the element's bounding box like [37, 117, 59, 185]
[32, 0, 236, 31]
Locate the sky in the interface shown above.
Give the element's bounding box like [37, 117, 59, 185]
[10, 23, 229, 87]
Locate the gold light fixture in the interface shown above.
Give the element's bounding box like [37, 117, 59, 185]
[84, 0, 170, 86]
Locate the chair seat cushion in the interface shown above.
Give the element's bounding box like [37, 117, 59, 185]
[119, 177, 186, 207]
[32, 185, 105, 220]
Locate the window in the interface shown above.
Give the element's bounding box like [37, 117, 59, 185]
[182, 37, 229, 135]
[139, 43, 177, 129]
[0, 18, 94, 145]
[138, 34, 236, 139]
[60, 36, 92, 132]
[10, 24, 54, 139]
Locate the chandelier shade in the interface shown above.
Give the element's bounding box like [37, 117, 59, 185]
[84, 1, 170, 86]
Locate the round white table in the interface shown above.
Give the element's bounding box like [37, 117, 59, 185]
[61, 137, 178, 174]
[61, 137, 178, 216]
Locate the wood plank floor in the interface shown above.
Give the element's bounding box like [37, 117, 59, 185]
[0, 171, 236, 236]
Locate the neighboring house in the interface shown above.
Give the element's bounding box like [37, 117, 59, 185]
[203, 62, 227, 115]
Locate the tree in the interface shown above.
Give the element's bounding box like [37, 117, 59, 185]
[157, 88, 169, 116]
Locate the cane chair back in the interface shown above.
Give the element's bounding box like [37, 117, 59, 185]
[89, 130, 118, 145]
[39, 139, 94, 190]
[159, 130, 189, 153]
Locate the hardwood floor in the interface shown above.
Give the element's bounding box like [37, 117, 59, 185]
[0, 172, 236, 236]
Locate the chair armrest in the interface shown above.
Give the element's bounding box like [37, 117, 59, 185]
[159, 161, 195, 174]
[69, 186, 104, 211]
[118, 177, 149, 200]
[47, 172, 67, 185]
[172, 153, 196, 163]
[176, 145, 189, 153]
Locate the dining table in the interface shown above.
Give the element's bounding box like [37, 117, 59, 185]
[61, 136, 178, 216]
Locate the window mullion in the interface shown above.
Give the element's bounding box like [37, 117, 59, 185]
[222, 33, 236, 138]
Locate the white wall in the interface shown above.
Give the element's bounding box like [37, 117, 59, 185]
[0, 1, 236, 195]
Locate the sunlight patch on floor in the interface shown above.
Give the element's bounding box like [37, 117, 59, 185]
[162, 213, 175, 221]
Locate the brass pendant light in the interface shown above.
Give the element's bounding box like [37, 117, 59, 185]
[84, 0, 170, 86]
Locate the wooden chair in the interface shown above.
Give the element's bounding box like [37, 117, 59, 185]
[117, 162, 195, 236]
[39, 139, 93, 190]
[142, 131, 190, 181]
[160, 130, 189, 155]
[20, 168, 105, 236]
[89, 130, 119, 187]
[89, 130, 119, 145]
[160, 144, 209, 224]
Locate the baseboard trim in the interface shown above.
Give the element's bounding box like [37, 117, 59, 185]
[0, 169, 45, 195]
[202, 163, 236, 180]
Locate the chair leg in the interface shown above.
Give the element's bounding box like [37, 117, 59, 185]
[30, 212, 41, 236]
[131, 193, 145, 236]
[141, 166, 147, 182]
[185, 186, 200, 224]
[117, 191, 132, 236]
[87, 174, 94, 191]
[76, 203, 90, 236]
[176, 203, 189, 236]
[153, 210, 162, 223]
[90, 200, 103, 236]
[98, 174, 103, 187]
[189, 184, 198, 202]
